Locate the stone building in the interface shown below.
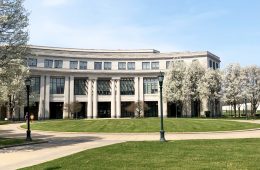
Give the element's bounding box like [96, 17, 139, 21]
[14, 45, 221, 119]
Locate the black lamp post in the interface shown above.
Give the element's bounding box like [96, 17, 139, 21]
[25, 78, 32, 141]
[158, 72, 166, 142]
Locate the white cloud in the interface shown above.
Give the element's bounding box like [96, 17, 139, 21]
[41, 0, 70, 7]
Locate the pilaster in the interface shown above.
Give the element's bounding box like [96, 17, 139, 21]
[87, 79, 93, 118]
[116, 78, 121, 118]
[111, 79, 116, 118]
[45, 75, 50, 119]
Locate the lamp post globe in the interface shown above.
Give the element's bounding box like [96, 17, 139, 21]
[158, 71, 166, 142]
[25, 78, 32, 141]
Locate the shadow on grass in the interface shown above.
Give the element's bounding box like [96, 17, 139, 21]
[44, 166, 62, 170]
[0, 128, 102, 153]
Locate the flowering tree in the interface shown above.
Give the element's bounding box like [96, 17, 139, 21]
[198, 68, 222, 117]
[183, 60, 205, 117]
[163, 61, 186, 115]
[0, 0, 29, 119]
[0, 59, 29, 119]
[242, 65, 260, 116]
[222, 64, 243, 117]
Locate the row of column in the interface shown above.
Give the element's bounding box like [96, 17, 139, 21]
[37, 75, 168, 119]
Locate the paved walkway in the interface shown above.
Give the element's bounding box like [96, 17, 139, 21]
[0, 120, 260, 170]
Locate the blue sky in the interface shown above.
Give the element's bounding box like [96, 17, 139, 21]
[24, 0, 260, 66]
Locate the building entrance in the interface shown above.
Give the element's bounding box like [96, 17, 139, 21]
[98, 102, 111, 118]
[144, 101, 158, 117]
[167, 102, 182, 117]
[50, 102, 63, 119]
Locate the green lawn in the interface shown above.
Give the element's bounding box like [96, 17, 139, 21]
[23, 118, 260, 133]
[0, 138, 29, 147]
[21, 138, 260, 170]
[0, 121, 11, 125]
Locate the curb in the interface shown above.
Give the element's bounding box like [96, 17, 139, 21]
[0, 140, 48, 149]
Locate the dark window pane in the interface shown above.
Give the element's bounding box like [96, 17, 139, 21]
[97, 79, 111, 95]
[120, 78, 135, 95]
[94, 62, 102, 70]
[118, 62, 126, 70]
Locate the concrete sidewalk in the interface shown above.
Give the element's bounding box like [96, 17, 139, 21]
[0, 120, 260, 170]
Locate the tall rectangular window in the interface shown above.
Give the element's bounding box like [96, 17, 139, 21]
[28, 58, 37, 67]
[118, 62, 126, 70]
[94, 62, 102, 70]
[209, 60, 212, 68]
[144, 78, 158, 94]
[104, 62, 112, 70]
[142, 62, 150, 70]
[74, 78, 87, 95]
[54, 60, 63, 68]
[151, 62, 159, 70]
[70, 61, 78, 69]
[44, 59, 53, 68]
[79, 61, 87, 70]
[50, 77, 65, 94]
[127, 62, 135, 70]
[30, 76, 40, 94]
[120, 78, 135, 95]
[213, 61, 216, 69]
[166, 61, 171, 69]
[97, 79, 111, 95]
[216, 63, 219, 69]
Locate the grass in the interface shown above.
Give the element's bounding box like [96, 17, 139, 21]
[22, 118, 260, 133]
[0, 121, 11, 125]
[0, 138, 29, 147]
[21, 138, 260, 170]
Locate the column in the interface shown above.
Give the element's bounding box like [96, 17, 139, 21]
[134, 77, 139, 117]
[87, 79, 93, 118]
[134, 77, 139, 102]
[139, 77, 144, 116]
[139, 77, 144, 102]
[38, 75, 45, 119]
[63, 76, 70, 119]
[93, 79, 98, 118]
[69, 76, 75, 104]
[111, 79, 116, 118]
[116, 78, 121, 118]
[45, 75, 50, 119]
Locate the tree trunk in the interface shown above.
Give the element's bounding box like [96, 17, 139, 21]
[233, 102, 237, 118]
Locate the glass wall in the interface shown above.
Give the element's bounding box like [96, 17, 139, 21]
[30, 76, 40, 94]
[74, 78, 87, 95]
[120, 78, 135, 95]
[50, 77, 65, 94]
[97, 79, 111, 95]
[143, 78, 158, 94]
